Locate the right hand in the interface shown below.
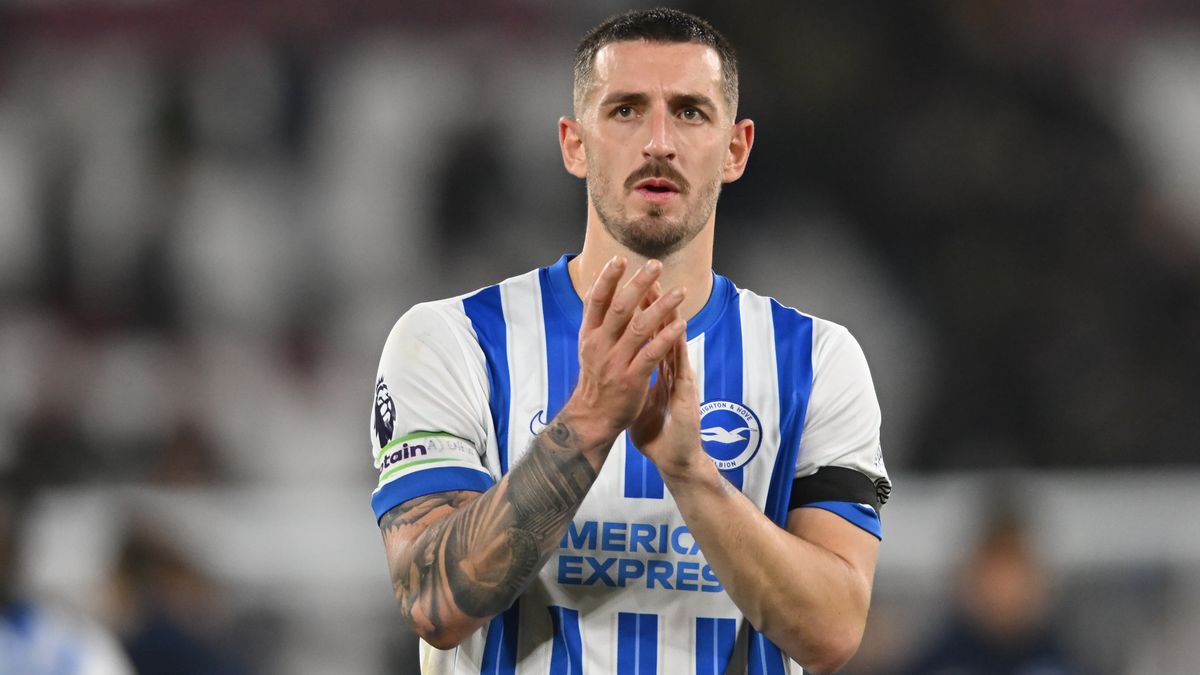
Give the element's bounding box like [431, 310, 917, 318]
[561, 257, 688, 452]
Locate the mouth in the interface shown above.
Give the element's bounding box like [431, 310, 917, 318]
[633, 178, 681, 203]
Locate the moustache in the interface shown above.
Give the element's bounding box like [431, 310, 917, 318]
[624, 160, 690, 194]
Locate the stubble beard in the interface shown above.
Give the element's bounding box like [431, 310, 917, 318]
[588, 160, 722, 260]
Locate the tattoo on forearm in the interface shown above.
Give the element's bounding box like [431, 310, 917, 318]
[380, 418, 600, 641]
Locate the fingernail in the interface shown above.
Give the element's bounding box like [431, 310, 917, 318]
[645, 259, 661, 272]
[670, 287, 685, 299]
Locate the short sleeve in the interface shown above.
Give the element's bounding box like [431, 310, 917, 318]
[369, 302, 496, 522]
[790, 321, 892, 537]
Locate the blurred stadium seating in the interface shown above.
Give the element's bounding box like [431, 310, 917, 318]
[1, 1, 1197, 673]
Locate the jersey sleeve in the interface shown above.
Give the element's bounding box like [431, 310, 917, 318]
[369, 302, 496, 522]
[790, 321, 892, 538]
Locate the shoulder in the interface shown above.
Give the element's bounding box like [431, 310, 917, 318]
[386, 297, 471, 346]
[732, 286, 866, 365]
[385, 267, 544, 349]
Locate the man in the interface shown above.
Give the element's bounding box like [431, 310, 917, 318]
[370, 8, 890, 674]
[901, 499, 1078, 675]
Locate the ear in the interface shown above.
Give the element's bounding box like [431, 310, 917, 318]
[722, 118, 755, 183]
[559, 116, 588, 179]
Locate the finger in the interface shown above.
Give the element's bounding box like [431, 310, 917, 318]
[636, 357, 670, 424]
[673, 330, 691, 377]
[601, 259, 662, 339]
[648, 362, 669, 411]
[629, 378, 667, 448]
[660, 340, 675, 401]
[582, 256, 626, 331]
[645, 279, 679, 335]
[640, 281, 663, 311]
[629, 318, 687, 380]
[614, 285, 686, 366]
[632, 281, 660, 332]
[659, 289, 681, 333]
[671, 331, 697, 400]
[631, 281, 664, 346]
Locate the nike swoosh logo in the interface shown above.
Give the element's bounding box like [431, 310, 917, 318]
[529, 409, 548, 435]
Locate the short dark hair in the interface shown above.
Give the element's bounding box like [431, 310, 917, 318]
[573, 8, 739, 118]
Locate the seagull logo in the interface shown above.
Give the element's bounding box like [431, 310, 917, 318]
[698, 400, 763, 470]
[700, 426, 751, 444]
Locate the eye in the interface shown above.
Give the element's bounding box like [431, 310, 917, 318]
[614, 105, 635, 119]
[680, 108, 705, 122]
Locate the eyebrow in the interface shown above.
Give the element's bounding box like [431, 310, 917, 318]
[671, 93, 717, 112]
[599, 91, 650, 108]
[598, 91, 719, 113]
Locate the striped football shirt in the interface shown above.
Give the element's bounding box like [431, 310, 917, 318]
[369, 255, 890, 674]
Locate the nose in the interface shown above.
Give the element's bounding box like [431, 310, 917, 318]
[642, 106, 677, 162]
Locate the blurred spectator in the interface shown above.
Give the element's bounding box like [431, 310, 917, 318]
[900, 495, 1079, 675]
[148, 420, 232, 487]
[106, 525, 253, 675]
[0, 469, 133, 675]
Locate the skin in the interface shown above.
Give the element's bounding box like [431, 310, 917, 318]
[381, 258, 688, 648]
[559, 41, 753, 321]
[381, 40, 878, 672]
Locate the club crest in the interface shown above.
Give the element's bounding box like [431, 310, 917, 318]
[699, 400, 762, 470]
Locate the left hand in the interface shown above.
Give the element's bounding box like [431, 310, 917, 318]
[628, 294, 705, 479]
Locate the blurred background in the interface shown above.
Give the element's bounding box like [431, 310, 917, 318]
[1, 0, 1198, 673]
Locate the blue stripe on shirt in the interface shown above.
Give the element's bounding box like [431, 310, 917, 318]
[695, 617, 737, 675]
[463, 285, 512, 473]
[702, 285, 746, 489]
[766, 301, 814, 525]
[743, 301, 815, 674]
[749, 630, 788, 675]
[617, 611, 658, 675]
[548, 606, 583, 675]
[539, 265, 579, 422]
[480, 604, 520, 675]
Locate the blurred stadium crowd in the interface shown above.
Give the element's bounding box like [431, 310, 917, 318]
[1, 1, 1198, 673]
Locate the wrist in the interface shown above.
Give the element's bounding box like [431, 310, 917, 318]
[657, 449, 720, 486]
[554, 400, 621, 455]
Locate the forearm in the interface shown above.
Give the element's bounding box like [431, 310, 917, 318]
[381, 411, 611, 648]
[663, 458, 872, 673]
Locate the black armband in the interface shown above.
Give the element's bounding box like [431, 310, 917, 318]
[788, 466, 888, 512]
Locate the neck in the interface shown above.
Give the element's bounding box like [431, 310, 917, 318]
[567, 204, 715, 322]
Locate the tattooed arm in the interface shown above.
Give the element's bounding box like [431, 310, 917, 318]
[378, 257, 689, 648]
[379, 413, 602, 647]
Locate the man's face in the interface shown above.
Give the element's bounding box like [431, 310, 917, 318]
[577, 41, 736, 259]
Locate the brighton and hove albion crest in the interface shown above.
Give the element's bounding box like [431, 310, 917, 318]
[699, 400, 762, 470]
[374, 377, 396, 448]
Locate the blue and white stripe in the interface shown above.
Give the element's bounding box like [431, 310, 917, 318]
[396, 255, 877, 674]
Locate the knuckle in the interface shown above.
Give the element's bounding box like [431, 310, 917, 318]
[578, 335, 601, 355]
